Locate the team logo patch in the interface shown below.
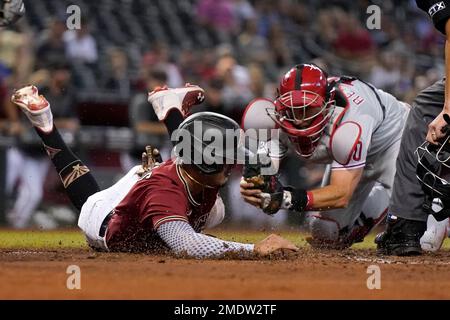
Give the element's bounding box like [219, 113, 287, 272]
[59, 161, 90, 188]
[429, 1, 446, 17]
[42, 143, 61, 159]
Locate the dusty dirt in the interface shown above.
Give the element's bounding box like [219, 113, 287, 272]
[1, 247, 450, 299]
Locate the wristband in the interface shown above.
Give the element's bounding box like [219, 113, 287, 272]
[281, 190, 293, 209]
[305, 191, 314, 210]
[284, 186, 308, 212]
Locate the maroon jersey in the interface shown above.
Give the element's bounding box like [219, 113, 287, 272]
[105, 159, 219, 252]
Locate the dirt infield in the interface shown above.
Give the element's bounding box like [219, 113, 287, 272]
[2, 244, 450, 299]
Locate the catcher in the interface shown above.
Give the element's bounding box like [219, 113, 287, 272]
[10, 84, 297, 258]
[240, 63, 411, 249]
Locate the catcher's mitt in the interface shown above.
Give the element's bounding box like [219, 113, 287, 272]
[243, 157, 284, 215]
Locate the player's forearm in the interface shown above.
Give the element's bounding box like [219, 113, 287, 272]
[308, 185, 350, 210]
[281, 185, 349, 212]
[157, 221, 254, 259]
[445, 39, 450, 111]
[245, 176, 350, 214]
[445, 21, 450, 111]
[304, 167, 363, 211]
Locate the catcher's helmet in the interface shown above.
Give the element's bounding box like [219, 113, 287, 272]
[0, 0, 25, 27]
[416, 132, 450, 221]
[173, 112, 245, 175]
[270, 63, 337, 157]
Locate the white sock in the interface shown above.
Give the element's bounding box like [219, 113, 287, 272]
[23, 107, 54, 133]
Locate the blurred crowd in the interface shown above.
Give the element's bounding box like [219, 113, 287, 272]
[0, 0, 445, 229]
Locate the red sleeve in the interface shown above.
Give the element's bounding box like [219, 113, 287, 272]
[137, 175, 190, 230]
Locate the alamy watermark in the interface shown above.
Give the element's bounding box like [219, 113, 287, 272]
[66, 265, 81, 290]
[366, 265, 381, 290]
[366, 5, 381, 30]
[66, 4, 81, 30]
[170, 123, 280, 175]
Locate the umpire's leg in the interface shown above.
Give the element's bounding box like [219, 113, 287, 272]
[377, 79, 445, 255]
[389, 105, 433, 222]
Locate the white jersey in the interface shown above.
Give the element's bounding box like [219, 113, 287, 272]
[267, 79, 410, 172]
[242, 79, 410, 240]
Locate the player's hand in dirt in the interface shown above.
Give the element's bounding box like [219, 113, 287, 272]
[137, 145, 163, 177]
[254, 234, 299, 256]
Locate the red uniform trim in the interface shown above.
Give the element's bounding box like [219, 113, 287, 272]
[329, 120, 362, 166]
[331, 162, 366, 170]
[311, 214, 341, 230]
[154, 215, 189, 230]
[305, 191, 314, 210]
[329, 83, 350, 139]
[241, 97, 277, 129]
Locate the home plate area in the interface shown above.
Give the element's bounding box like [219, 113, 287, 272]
[1, 229, 450, 299]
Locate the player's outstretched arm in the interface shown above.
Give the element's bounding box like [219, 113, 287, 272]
[156, 221, 297, 259]
[307, 167, 364, 210]
[241, 165, 364, 214]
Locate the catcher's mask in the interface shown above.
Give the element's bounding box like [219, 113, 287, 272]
[416, 130, 450, 221]
[173, 112, 245, 177]
[269, 63, 337, 158]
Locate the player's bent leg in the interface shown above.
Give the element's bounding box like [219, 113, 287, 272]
[420, 215, 449, 252]
[307, 178, 378, 249]
[343, 184, 389, 245]
[11, 85, 100, 212]
[78, 165, 142, 251]
[307, 215, 343, 248]
[304, 165, 342, 248]
[307, 206, 387, 250]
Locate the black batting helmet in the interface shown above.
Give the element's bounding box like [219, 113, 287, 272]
[173, 112, 245, 175]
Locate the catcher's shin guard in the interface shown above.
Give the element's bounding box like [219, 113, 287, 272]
[307, 215, 345, 249]
[307, 211, 386, 250]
